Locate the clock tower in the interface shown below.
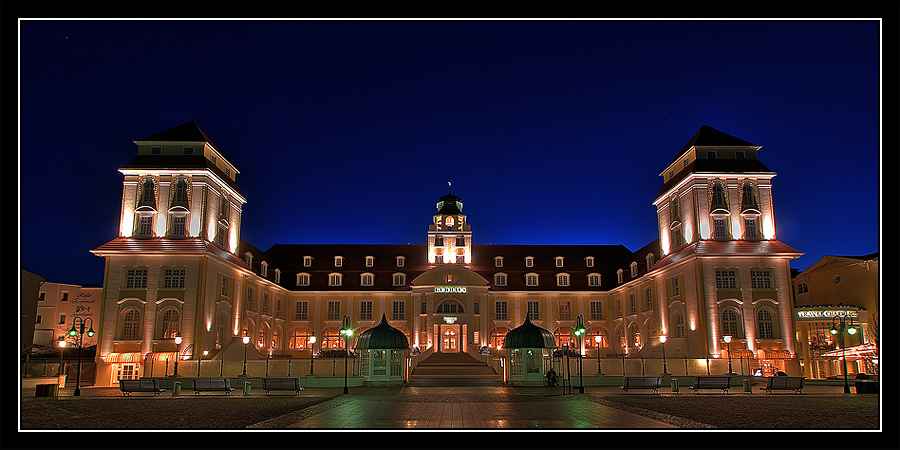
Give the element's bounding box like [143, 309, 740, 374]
[427, 184, 471, 265]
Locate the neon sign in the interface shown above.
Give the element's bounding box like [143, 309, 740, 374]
[796, 310, 858, 319]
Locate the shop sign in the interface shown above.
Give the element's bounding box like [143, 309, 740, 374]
[435, 286, 466, 294]
[73, 291, 95, 317]
[795, 309, 858, 319]
[443, 317, 457, 324]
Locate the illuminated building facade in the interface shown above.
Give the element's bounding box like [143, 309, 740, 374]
[791, 254, 879, 378]
[90, 122, 803, 386]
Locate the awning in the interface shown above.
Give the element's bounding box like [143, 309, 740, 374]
[101, 352, 180, 363]
[102, 352, 143, 363]
[726, 349, 755, 359]
[758, 349, 793, 359]
[819, 344, 878, 359]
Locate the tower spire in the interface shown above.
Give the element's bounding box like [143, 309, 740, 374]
[448, 181, 451, 194]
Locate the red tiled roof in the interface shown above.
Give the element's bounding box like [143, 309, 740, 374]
[91, 237, 248, 268]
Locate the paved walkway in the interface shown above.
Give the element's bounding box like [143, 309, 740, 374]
[282, 386, 676, 429]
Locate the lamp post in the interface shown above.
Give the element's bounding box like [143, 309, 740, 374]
[659, 335, 668, 374]
[57, 338, 67, 387]
[574, 315, 586, 394]
[830, 314, 858, 394]
[723, 335, 735, 375]
[67, 316, 94, 397]
[173, 336, 182, 377]
[309, 333, 317, 375]
[340, 315, 352, 394]
[594, 335, 603, 375]
[198, 350, 208, 377]
[241, 335, 251, 376]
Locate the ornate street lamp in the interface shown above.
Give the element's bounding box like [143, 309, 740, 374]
[659, 335, 668, 374]
[309, 333, 317, 375]
[830, 314, 858, 394]
[67, 317, 94, 397]
[173, 336, 183, 377]
[340, 315, 353, 394]
[198, 350, 208, 377]
[574, 315, 586, 394]
[57, 338, 67, 386]
[594, 335, 603, 375]
[723, 335, 735, 375]
[241, 335, 251, 376]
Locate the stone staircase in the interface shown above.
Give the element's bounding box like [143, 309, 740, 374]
[408, 351, 502, 386]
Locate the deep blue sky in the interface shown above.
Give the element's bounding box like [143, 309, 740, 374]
[18, 19, 882, 286]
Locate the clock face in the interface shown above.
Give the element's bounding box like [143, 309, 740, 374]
[445, 216, 454, 227]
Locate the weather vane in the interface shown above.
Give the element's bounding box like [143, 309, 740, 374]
[448, 181, 452, 194]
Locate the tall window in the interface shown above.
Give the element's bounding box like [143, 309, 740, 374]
[122, 309, 141, 340]
[558, 301, 572, 320]
[590, 301, 604, 320]
[172, 179, 188, 204]
[744, 217, 759, 239]
[327, 301, 341, 320]
[757, 309, 775, 338]
[246, 287, 254, 310]
[163, 268, 185, 288]
[294, 301, 308, 320]
[673, 312, 685, 337]
[527, 301, 540, 320]
[644, 288, 653, 310]
[262, 293, 269, 314]
[722, 308, 742, 337]
[170, 215, 186, 237]
[711, 182, 727, 209]
[628, 293, 636, 314]
[221, 276, 229, 296]
[392, 301, 405, 320]
[360, 301, 373, 320]
[495, 301, 508, 320]
[138, 216, 153, 237]
[126, 268, 147, 288]
[716, 269, 737, 289]
[139, 179, 155, 204]
[713, 218, 729, 239]
[672, 277, 680, 296]
[751, 269, 772, 289]
[160, 309, 179, 339]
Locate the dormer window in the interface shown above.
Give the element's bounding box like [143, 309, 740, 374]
[555, 257, 564, 268]
[617, 269, 624, 284]
[587, 273, 601, 287]
[396, 256, 406, 268]
[630, 262, 638, 278]
[361, 273, 374, 287]
[585, 256, 594, 268]
[556, 273, 570, 287]
[244, 252, 253, 267]
[494, 256, 504, 268]
[183, 146, 194, 155]
[334, 256, 344, 267]
[329, 273, 343, 286]
[296, 273, 310, 286]
[494, 273, 508, 287]
[525, 273, 539, 287]
[393, 273, 406, 286]
[646, 253, 655, 269]
[303, 256, 313, 267]
[736, 151, 745, 159]
[525, 256, 534, 268]
[274, 269, 281, 284]
[260, 262, 268, 277]
[365, 256, 374, 267]
[151, 146, 162, 155]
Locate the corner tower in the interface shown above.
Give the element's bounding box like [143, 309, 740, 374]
[652, 125, 776, 257]
[427, 184, 472, 265]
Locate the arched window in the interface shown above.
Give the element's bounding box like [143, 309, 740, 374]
[122, 309, 141, 340]
[757, 308, 776, 339]
[587, 328, 609, 349]
[139, 179, 155, 205]
[711, 181, 728, 210]
[160, 308, 180, 339]
[721, 307, 743, 338]
[172, 178, 189, 206]
[741, 181, 759, 212]
[629, 323, 641, 348]
[554, 327, 575, 349]
[616, 327, 626, 350]
[215, 314, 226, 349]
[489, 327, 508, 349]
[289, 327, 315, 349]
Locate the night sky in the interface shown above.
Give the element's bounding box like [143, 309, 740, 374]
[17, 18, 883, 286]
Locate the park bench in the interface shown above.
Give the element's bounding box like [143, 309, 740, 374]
[619, 376, 663, 394]
[261, 377, 304, 395]
[119, 379, 166, 396]
[690, 376, 732, 394]
[191, 377, 235, 395]
[760, 376, 805, 394]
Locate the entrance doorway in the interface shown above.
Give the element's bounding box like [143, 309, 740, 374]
[440, 324, 460, 353]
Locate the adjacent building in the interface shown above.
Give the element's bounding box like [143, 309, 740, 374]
[89, 121, 804, 387]
[791, 254, 879, 378]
